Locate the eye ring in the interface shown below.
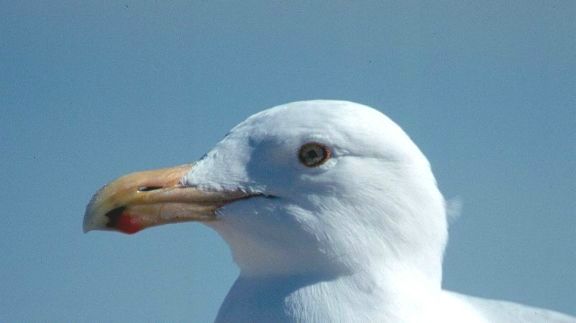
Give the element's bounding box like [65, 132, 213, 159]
[298, 142, 331, 167]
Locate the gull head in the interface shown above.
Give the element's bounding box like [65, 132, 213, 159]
[85, 100, 448, 279]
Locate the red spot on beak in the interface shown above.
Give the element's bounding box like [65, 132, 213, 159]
[116, 214, 142, 234]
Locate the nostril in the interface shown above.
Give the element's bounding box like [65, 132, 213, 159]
[138, 186, 163, 192]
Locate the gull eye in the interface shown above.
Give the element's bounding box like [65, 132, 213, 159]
[298, 142, 331, 167]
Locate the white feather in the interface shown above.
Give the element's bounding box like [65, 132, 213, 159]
[183, 100, 575, 323]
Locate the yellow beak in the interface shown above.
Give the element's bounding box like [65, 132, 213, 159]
[83, 164, 250, 234]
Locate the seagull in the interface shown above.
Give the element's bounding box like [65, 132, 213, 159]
[84, 100, 575, 322]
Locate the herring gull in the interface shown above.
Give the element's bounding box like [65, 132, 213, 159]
[84, 100, 575, 322]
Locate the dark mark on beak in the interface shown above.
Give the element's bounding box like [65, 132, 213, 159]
[105, 206, 127, 228]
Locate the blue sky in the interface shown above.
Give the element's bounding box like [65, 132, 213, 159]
[1, 1, 574, 321]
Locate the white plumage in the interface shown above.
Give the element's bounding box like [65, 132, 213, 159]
[85, 100, 575, 322]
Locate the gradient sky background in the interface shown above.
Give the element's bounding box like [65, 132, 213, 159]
[1, 1, 574, 322]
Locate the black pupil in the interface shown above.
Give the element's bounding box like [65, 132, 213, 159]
[306, 148, 320, 161]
